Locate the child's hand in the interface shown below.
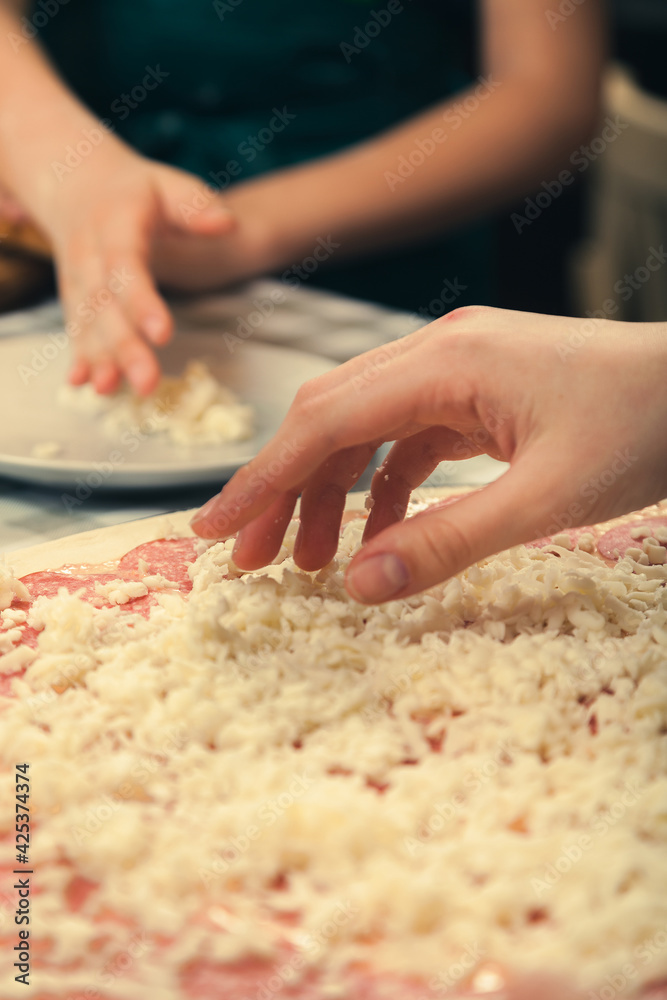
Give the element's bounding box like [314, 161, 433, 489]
[48, 143, 234, 395]
[0, 181, 28, 224]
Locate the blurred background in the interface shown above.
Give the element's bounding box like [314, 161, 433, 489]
[1, 0, 666, 322]
[0, 0, 666, 548]
[498, 0, 667, 322]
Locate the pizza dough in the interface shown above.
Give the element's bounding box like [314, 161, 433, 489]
[1, 491, 667, 999]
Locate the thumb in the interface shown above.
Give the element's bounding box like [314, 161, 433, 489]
[155, 167, 236, 236]
[345, 454, 565, 603]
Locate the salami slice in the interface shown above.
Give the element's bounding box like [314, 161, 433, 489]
[7, 566, 170, 653]
[525, 526, 596, 551]
[597, 515, 667, 561]
[2, 541, 199, 661]
[181, 959, 426, 1000]
[118, 537, 200, 590]
[6, 572, 126, 651]
[19, 570, 123, 604]
[0, 671, 22, 696]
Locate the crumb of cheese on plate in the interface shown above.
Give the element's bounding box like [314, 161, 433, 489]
[57, 359, 254, 446]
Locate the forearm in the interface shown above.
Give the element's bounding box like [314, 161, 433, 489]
[171, 0, 603, 286]
[155, 73, 601, 293]
[155, 0, 604, 291]
[239, 78, 601, 271]
[0, 4, 123, 229]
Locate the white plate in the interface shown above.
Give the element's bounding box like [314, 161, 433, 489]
[169, 281, 422, 352]
[1, 332, 336, 490]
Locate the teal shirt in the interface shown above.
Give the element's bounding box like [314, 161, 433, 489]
[36, 1, 491, 311]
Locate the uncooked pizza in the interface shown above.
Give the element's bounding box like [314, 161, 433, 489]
[1, 491, 666, 999]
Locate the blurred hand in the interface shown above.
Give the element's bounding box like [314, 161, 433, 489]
[45, 140, 234, 395]
[191, 306, 667, 603]
[0, 181, 28, 223]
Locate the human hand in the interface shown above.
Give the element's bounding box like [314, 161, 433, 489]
[150, 173, 292, 294]
[0, 181, 28, 224]
[44, 140, 234, 395]
[190, 306, 667, 603]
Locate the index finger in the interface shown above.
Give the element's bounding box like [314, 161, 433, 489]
[190, 328, 442, 539]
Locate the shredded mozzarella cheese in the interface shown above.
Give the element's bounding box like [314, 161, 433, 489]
[0, 518, 666, 996]
[57, 360, 254, 446]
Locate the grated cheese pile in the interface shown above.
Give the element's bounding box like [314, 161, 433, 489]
[57, 359, 254, 446]
[1, 517, 667, 997]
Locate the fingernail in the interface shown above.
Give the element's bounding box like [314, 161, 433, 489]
[190, 497, 219, 529]
[346, 553, 409, 603]
[231, 527, 245, 560]
[190, 497, 237, 539]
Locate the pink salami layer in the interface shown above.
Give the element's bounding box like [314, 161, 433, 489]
[0, 861, 429, 1000]
[597, 516, 667, 561]
[181, 958, 426, 1000]
[2, 555, 186, 661]
[20, 954, 428, 1000]
[526, 526, 596, 551]
[2, 573, 126, 656]
[19, 570, 124, 605]
[0, 671, 22, 696]
[10, 572, 156, 650]
[118, 537, 199, 591]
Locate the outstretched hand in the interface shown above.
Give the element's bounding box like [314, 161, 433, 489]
[191, 306, 667, 603]
[49, 145, 234, 396]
